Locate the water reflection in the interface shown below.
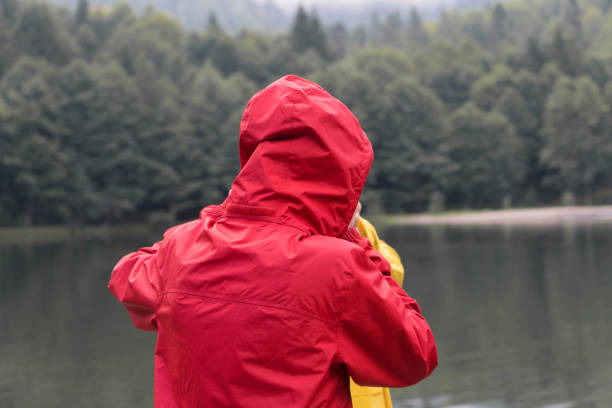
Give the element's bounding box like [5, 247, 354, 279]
[1, 224, 611, 407]
[0, 235, 157, 407]
[387, 224, 612, 408]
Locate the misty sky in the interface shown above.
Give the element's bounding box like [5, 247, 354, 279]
[254, 0, 459, 13]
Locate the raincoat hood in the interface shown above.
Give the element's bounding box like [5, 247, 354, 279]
[227, 75, 374, 238]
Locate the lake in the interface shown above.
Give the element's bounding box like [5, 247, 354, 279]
[1, 222, 611, 407]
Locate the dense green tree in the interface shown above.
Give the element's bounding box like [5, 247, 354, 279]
[489, 4, 508, 49]
[0, 100, 11, 223]
[436, 10, 464, 42]
[0, 57, 71, 223]
[0, 0, 18, 24]
[103, 8, 186, 78]
[495, 88, 537, 143]
[523, 37, 545, 72]
[545, 27, 583, 76]
[537, 62, 564, 94]
[470, 64, 515, 110]
[317, 47, 414, 151]
[494, 86, 543, 203]
[513, 69, 544, 124]
[187, 20, 241, 76]
[507, 69, 548, 195]
[311, 62, 385, 146]
[11, 2, 78, 64]
[420, 39, 490, 110]
[461, 11, 489, 48]
[562, 0, 582, 39]
[75, 24, 98, 59]
[605, 80, 612, 108]
[74, 0, 88, 27]
[7, 134, 71, 224]
[0, 10, 14, 78]
[540, 76, 609, 203]
[206, 12, 222, 34]
[3, 0, 612, 225]
[582, 55, 609, 87]
[234, 31, 274, 84]
[352, 47, 413, 89]
[381, 11, 404, 48]
[376, 77, 453, 212]
[87, 2, 135, 43]
[328, 23, 349, 58]
[0, 57, 61, 141]
[407, 8, 429, 47]
[447, 103, 525, 207]
[291, 6, 310, 52]
[290, 6, 330, 59]
[55, 60, 147, 221]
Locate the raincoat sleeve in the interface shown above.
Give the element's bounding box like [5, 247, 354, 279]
[338, 227, 437, 387]
[108, 240, 163, 331]
[350, 217, 405, 408]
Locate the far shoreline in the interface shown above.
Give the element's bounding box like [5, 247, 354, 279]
[2, 205, 612, 245]
[382, 205, 612, 226]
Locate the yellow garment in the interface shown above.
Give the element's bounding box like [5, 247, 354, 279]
[356, 218, 405, 287]
[350, 217, 405, 408]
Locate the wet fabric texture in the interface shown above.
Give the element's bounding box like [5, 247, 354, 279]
[108, 75, 437, 407]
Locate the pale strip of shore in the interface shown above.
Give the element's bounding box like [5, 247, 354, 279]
[386, 206, 612, 226]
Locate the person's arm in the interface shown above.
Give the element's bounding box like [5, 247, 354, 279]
[108, 240, 163, 331]
[338, 227, 437, 387]
[357, 217, 404, 286]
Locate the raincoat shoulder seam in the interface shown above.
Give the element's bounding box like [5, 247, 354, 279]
[159, 290, 336, 326]
[219, 214, 308, 234]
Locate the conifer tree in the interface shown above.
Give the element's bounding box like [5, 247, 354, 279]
[563, 0, 582, 39]
[290, 6, 329, 59]
[75, 0, 88, 27]
[489, 4, 507, 49]
[408, 7, 428, 47]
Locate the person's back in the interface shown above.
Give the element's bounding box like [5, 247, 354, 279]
[150, 208, 372, 406]
[109, 75, 437, 407]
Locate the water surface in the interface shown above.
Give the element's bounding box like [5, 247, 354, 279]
[1, 223, 611, 407]
[388, 224, 612, 408]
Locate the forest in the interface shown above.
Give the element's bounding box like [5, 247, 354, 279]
[1, 0, 612, 225]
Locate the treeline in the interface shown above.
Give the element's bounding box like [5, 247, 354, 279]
[1, 0, 612, 225]
[49, 0, 287, 32]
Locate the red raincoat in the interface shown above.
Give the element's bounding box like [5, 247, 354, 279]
[108, 75, 437, 407]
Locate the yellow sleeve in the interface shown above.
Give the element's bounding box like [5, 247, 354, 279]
[356, 217, 404, 286]
[349, 217, 405, 408]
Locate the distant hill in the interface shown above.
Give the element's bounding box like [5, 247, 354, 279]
[49, 0, 288, 32]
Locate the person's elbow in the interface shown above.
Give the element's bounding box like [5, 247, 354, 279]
[107, 256, 135, 305]
[393, 325, 438, 387]
[107, 253, 159, 331]
[412, 335, 438, 385]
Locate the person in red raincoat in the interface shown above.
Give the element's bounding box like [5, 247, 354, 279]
[108, 75, 437, 407]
